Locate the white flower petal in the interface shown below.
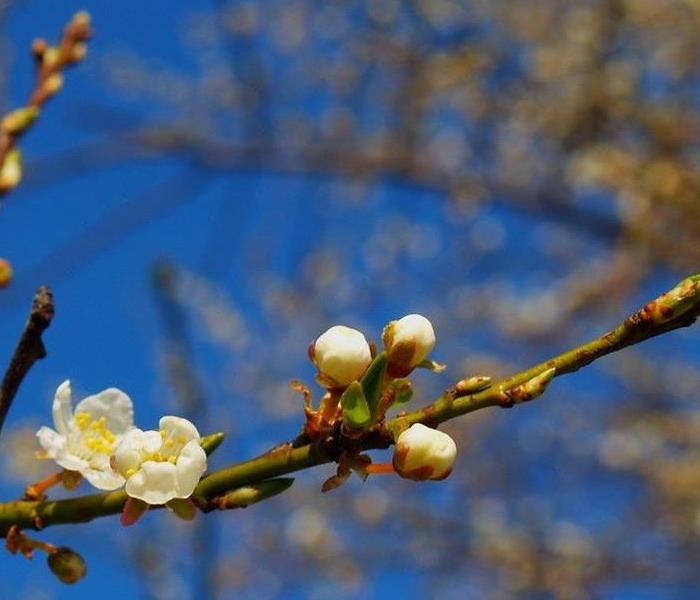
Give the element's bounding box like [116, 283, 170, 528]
[142, 430, 163, 453]
[175, 441, 207, 498]
[36, 426, 65, 457]
[52, 380, 74, 436]
[54, 453, 89, 473]
[313, 325, 371, 387]
[74, 387, 134, 434]
[113, 429, 148, 475]
[126, 461, 178, 504]
[159, 416, 200, 444]
[393, 423, 457, 481]
[82, 468, 125, 491]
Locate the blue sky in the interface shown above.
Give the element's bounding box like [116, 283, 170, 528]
[0, 2, 698, 599]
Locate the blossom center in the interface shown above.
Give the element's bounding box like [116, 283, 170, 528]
[122, 428, 188, 477]
[74, 411, 116, 455]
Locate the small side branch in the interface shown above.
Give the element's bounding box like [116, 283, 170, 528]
[392, 274, 700, 432]
[0, 12, 91, 196]
[0, 287, 55, 437]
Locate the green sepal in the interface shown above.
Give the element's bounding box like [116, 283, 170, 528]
[387, 378, 413, 406]
[340, 381, 371, 431]
[361, 352, 387, 422]
[417, 359, 446, 373]
[200, 432, 225, 456]
[166, 498, 197, 521]
[120, 497, 149, 527]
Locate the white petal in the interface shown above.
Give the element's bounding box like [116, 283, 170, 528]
[52, 380, 74, 436]
[82, 467, 125, 491]
[142, 430, 163, 453]
[159, 416, 200, 444]
[36, 426, 65, 457]
[74, 387, 134, 434]
[313, 326, 371, 386]
[175, 441, 207, 498]
[125, 461, 178, 505]
[54, 452, 89, 473]
[113, 429, 148, 475]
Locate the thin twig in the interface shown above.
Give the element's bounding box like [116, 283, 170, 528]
[0, 12, 91, 195]
[0, 286, 54, 437]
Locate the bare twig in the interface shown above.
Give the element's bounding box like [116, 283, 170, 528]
[0, 287, 54, 437]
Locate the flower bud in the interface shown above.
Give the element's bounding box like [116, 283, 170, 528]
[392, 423, 456, 481]
[310, 325, 371, 388]
[382, 314, 435, 376]
[0, 149, 22, 192]
[0, 258, 12, 288]
[1, 106, 39, 135]
[47, 547, 87, 584]
[44, 73, 64, 96]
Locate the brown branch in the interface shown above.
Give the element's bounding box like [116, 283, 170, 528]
[0, 287, 55, 437]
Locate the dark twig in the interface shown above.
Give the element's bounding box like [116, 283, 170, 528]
[0, 286, 54, 437]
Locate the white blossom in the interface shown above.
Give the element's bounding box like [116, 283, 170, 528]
[392, 423, 456, 481]
[113, 416, 207, 505]
[36, 380, 134, 490]
[311, 325, 372, 388]
[383, 314, 436, 374]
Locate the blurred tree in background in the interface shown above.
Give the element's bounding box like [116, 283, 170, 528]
[1, 1, 700, 599]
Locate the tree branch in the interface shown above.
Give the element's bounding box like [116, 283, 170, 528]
[0, 12, 91, 196]
[0, 274, 698, 537]
[0, 286, 54, 438]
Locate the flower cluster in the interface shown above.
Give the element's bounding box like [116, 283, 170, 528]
[306, 314, 458, 483]
[36, 380, 207, 514]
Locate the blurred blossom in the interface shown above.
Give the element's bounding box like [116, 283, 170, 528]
[0, 424, 54, 482]
[285, 507, 340, 555]
[352, 488, 390, 525]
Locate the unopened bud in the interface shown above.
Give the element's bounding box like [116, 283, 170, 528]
[47, 547, 87, 584]
[382, 314, 436, 376]
[69, 42, 88, 63]
[0, 149, 22, 192]
[310, 325, 372, 388]
[44, 73, 64, 96]
[392, 423, 456, 481]
[42, 47, 60, 69]
[636, 275, 700, 326]
[455, 376, 492, 395]
[0, 258, 12, 288]
[213, 478, 294, 509]
[31, 38, 48, 59]
[200, 432, 225, 456]
[501, 367, 556, 406]
[71, 11, 92, 37]
[1, 107, 39, 135]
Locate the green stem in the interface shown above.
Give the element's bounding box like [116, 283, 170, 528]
[1, 274, 699, 537]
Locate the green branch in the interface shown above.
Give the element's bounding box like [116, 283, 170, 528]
[1, 274, 699, 538]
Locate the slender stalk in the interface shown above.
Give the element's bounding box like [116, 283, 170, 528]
[0, 274, 699, 537]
